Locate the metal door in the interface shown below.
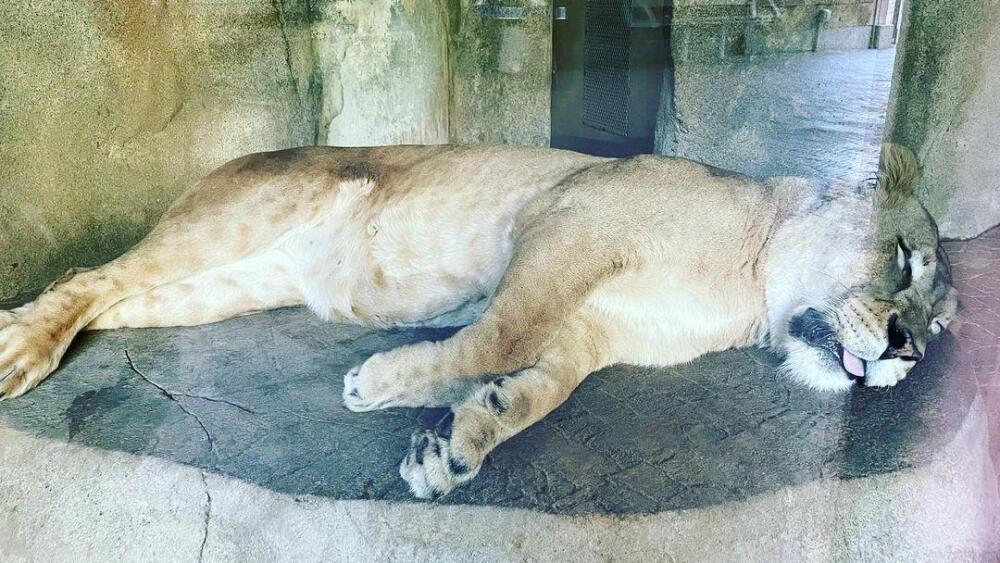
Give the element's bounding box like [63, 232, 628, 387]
[551, 0, 672, 157]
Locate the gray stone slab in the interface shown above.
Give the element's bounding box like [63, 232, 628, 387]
[0, 289, 977, 515]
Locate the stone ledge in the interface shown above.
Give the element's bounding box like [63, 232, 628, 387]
[0, 399, 995, 561]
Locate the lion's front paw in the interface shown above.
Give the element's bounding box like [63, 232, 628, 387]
[864, 358, 909, 388]
[399, 428, 480, 500]
[341, 354, 403, 412]
[342, 347, 451, 411]
[0, 323, 59, 400]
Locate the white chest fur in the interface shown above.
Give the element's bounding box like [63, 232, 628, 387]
[585, 262, 766, 367]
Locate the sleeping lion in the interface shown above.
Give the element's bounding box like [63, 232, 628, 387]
[0, 144, 957, 499]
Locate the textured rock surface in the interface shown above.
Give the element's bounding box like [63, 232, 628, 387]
[448, 0, 552, 146]
[1, 231, 997, 516]
[0, 0, 316, 300]
[0, 0, 454, 300]
[316, 0, 450, 147]
[886, 0, 1000, 239]
[659, 46, 895, 186]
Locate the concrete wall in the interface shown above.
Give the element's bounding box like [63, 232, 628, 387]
[885, 0, 1000, 239]
[315, 0, 450, 147]
[0, 0, 453, 300]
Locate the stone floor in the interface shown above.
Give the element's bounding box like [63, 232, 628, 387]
[0, 228, 997, 519]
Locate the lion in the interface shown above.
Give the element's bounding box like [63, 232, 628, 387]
[0, 143, 958, 499]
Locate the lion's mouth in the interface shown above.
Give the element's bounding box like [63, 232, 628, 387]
[838, 345, 867, 379]
[789, 308, 867, 380]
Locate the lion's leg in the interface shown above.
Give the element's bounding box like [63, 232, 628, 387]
[0, 192, 302, 398]
[399, 312, 610, 498]
[341, 214, 628, 411]
[87, 250, 302, 330]
[0, 255, 192, 397]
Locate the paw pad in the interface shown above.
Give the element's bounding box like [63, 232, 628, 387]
[485, 389, 508, 414]
[399, 428, 479, 499]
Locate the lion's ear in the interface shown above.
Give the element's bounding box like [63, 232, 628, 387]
[877, 143, 920, 205]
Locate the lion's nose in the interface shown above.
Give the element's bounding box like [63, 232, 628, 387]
[880, 314, 923, 362]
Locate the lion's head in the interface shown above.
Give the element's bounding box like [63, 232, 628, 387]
[765, 145, 959, 391]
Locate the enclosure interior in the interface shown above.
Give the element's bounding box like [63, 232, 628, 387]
[0, 0, 998, 556]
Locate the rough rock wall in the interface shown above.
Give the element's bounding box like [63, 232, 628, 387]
[0, 1, 315, 299]
[315, 0, 450, 146]
[0, 0, 452, 300]
[886, 0, 1000, 239]
[671, 0, 879, 62]
[448, 0, 552, 146]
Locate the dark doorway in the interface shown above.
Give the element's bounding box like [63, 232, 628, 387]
[551, 1, 673, 157]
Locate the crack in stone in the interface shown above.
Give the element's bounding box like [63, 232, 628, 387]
[153, 99, 185, 136]
[123, 350, 257, 414]
[755, 407, 791, 428]
[187, 395, 257, 415]
[197, 470, 212, 562]
[124, 350, 217, 459]
[272, 0, 303, 104]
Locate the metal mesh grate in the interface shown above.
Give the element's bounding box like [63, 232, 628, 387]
[583, 0, 632, 136]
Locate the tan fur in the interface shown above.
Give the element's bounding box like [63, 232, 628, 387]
[0, 144, 955, 499]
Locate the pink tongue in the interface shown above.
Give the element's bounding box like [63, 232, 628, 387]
[842, 349, 866, 377]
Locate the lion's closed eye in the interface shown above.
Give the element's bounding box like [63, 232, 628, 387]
[895, 237, 912, 292]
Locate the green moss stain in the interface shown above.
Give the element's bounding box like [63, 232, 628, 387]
[889, 0, 987, 151]
[448, 0, 551, 146]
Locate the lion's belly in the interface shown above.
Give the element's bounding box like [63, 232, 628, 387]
[585, 265, 766, 367]
[281, 177, 521, 326]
